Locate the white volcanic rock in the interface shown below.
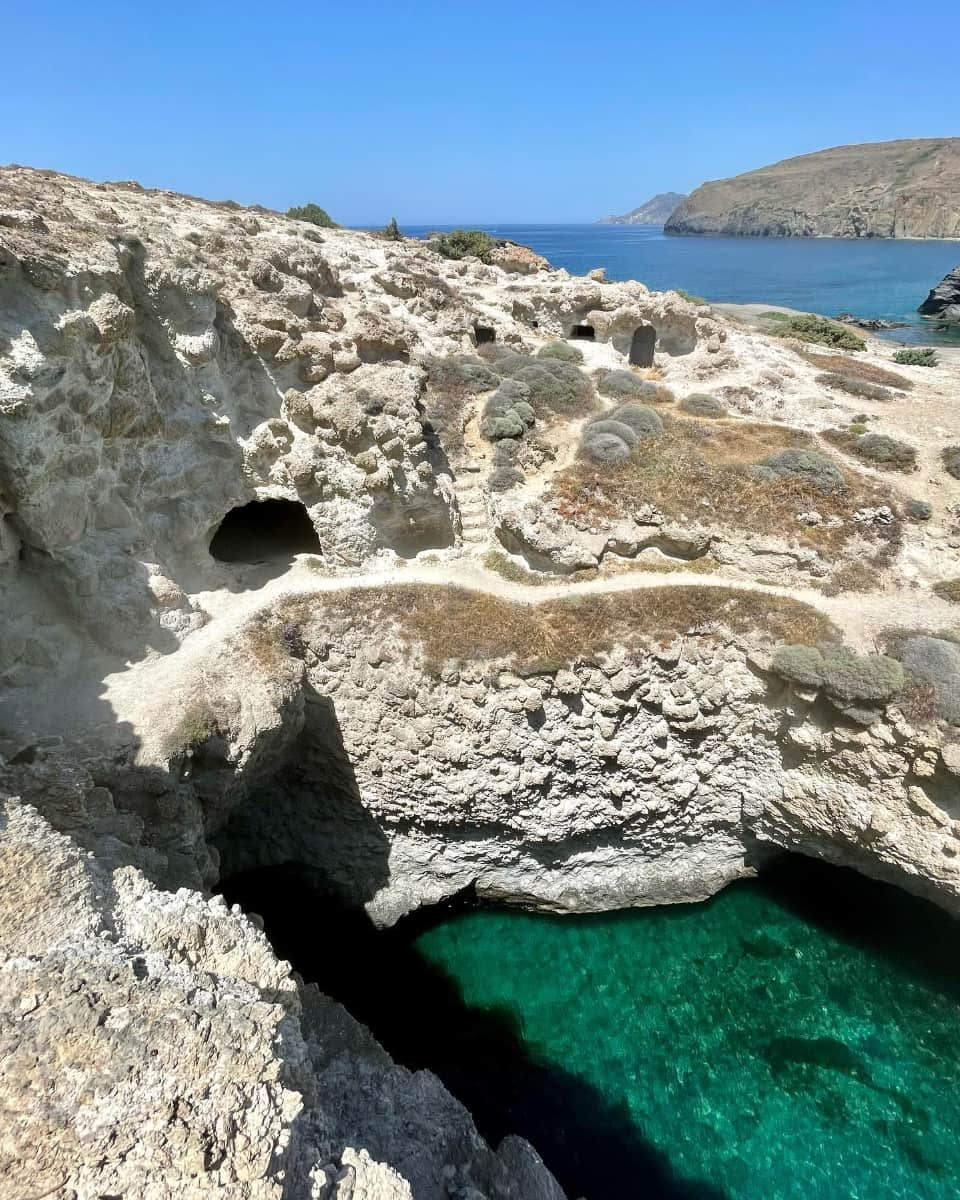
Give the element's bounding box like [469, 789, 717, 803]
[3, 165, 960, 1195]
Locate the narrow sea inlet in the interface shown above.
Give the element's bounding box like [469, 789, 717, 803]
[409, 858, 960, 1199]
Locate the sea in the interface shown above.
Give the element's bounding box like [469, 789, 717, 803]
[401, 224, 960, 347]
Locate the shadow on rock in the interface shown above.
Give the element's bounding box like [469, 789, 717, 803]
[218, 868, 730, 1200]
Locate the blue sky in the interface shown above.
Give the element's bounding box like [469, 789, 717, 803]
[4, 1, 956, 224]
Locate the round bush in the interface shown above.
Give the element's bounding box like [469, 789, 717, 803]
[636, 380, 675, 405]
[537, 341, 583, 364]
[493, 438, 519, 465]
[899, 636, 960, 723]
[609, 404, 664, 439]
[480, 413, 524, 440]
[905, 499, 932, 522]
[426, 354, 498, 395]
[855, 433, 917, 470]
[586, 418, 639, 447]
[680, 393, 726, 418]
[579, 430, 632, 467]
[941, 446, 960, 480]
[491, 351, 538, 377]
[489, 466, 524, 492]
[597, 369, 645, 399]
[757, 448, 845, 494]
[512, 362, 593, 416]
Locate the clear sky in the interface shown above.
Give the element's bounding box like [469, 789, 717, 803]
[4, 0, 956, 224]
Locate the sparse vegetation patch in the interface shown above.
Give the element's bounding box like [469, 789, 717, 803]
[287, 203, 337, 228]
[765, 313, 866, 351]
[537, 341, 584, 364]
[430, 228, 497, 264]
[800, 353, 912, 390]
[892, 348, 938, 367]
[282, 583, 836, 674]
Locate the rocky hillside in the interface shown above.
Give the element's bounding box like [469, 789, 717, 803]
[597, 192, 686, 225]
[665, 138, 960, 237]
[2, 166, 960, 1196]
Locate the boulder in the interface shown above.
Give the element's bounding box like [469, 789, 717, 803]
[918, 265, 960, 324]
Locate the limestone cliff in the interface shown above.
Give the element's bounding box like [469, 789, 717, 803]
[2, 166, 960, 1196]
[665, 139, 960, 238]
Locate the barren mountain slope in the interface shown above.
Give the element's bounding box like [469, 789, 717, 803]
[666, 138, 960, 238]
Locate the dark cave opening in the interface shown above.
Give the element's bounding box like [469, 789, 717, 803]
[570, 323, 595, 340]
[216, 854, 960, 1200]
[209, 498, 322, 563]
[474, 324, 496, 346]
[629, 324, 657, 366]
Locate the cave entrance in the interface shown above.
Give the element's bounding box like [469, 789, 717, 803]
[473, 324, 496, 346]
[628, 325, 656, 367]
[571, 324, 595, 340]
[209, 498, 322, 563]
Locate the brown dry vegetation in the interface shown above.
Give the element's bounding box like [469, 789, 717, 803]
[799, 351, 913, 390]
[550, 415, 898, 557]
[273, 583, 836, 673]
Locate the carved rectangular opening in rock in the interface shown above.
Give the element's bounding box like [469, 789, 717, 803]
[571, 324, 595, 340]
[629, 325, 656, 366]
[474, 325, 496, 346]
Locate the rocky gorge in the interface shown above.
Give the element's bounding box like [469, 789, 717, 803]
[2, 166, 960, 1197]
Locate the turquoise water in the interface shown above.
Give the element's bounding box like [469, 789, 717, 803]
[403, 223, 960, 347]
[412, 863, 960, 1199]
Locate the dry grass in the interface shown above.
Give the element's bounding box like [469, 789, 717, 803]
[164, 698, 221, 757]
[280, 583, 836, 673]
[799, 351, 913, 391]
[818, 562, 882, 596]
[549, 415, 895, 557]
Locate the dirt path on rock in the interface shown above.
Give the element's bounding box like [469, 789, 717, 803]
[83, 553, 958, 759]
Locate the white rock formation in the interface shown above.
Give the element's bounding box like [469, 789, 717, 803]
[2, 166, 960, 1195]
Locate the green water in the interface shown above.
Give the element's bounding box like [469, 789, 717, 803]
[413, 865, 960, 1199]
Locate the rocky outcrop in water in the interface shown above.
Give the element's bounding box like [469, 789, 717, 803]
[665, 139, 960, 238]
[918, 265, 960, 324]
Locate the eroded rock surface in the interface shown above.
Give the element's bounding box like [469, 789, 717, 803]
[2, 165, 960, 1196]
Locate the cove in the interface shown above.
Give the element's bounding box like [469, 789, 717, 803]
[221, 856, 960, 1200]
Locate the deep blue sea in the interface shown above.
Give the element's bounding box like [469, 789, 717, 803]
[402, 224, 960, 346]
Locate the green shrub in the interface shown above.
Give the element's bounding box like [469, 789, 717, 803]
[941, 446, 960, 479]
[511, 361, 595, 417]
[287, 203, 337, 228]
[905, 499, 932, 522]
[579, 429, 632, 467]
[493, 438, 519, 465]
[815, 372, 893, 403]
[892, 348, 938, 367]
[598, 369, 645, 399]
[854, 433, 917, 471]
[849, 423, 868, 435]
[490, 351, 537, 377]
[772, 644, 905, 704]
[680, 393, 726, 418]
[489, 466, 524, 491]
[675, 288, 708, 306]
[767, 314, 866, 351]
[898, 635, 960, 723]
[425, 354, 498, 397]
[586, 418, 639, 447]
[480, 380, 535, 441]
[608, 404, 664, 439]
[755, 448, 845, 494]
[381, 217, 402, 241]
[431, 228, 497, 264]
[538, 341, 584, 364]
